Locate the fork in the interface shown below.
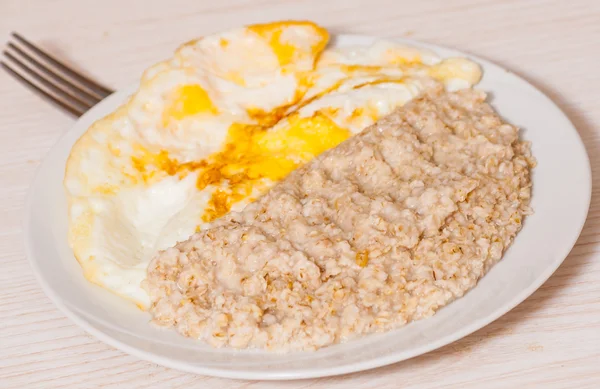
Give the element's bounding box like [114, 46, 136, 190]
[1, 33, 114, 117]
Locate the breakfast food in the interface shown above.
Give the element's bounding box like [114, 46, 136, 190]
[64, 21, 482, 308]
[144, 87, 534, 351]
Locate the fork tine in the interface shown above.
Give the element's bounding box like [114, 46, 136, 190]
[3, 50, 94, 113]
[11, 32, 113, 97]
[7, 43, 101, 105]
[1, 61, 86, 117]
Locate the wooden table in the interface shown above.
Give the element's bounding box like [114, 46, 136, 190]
[1, 0, 599, 387]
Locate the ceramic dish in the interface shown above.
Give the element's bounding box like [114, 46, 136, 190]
[24, 34, 591, 380]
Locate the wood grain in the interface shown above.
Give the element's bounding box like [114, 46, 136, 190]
[1, 0, 599, 387]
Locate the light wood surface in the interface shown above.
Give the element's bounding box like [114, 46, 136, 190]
[1, 0, 599, 387]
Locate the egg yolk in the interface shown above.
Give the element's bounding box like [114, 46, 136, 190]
[130, 145, 205, 184]
[198, 111, 350, 222]
[248, 21, 329, 67]
[259, 28, 296, 66]
[163, 84, 218, 124]
[256, 112, 350, 163]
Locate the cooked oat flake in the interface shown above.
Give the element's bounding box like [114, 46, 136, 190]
[143, 86, 535, 352]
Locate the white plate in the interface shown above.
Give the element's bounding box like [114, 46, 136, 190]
[24, 34, 591, 380]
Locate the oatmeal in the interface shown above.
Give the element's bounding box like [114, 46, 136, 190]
[143, 86, 535, 351]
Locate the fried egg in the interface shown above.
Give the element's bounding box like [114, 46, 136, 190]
[64, 21, 482, 309]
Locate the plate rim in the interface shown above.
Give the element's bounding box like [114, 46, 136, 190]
[23, 33, 592, 380]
